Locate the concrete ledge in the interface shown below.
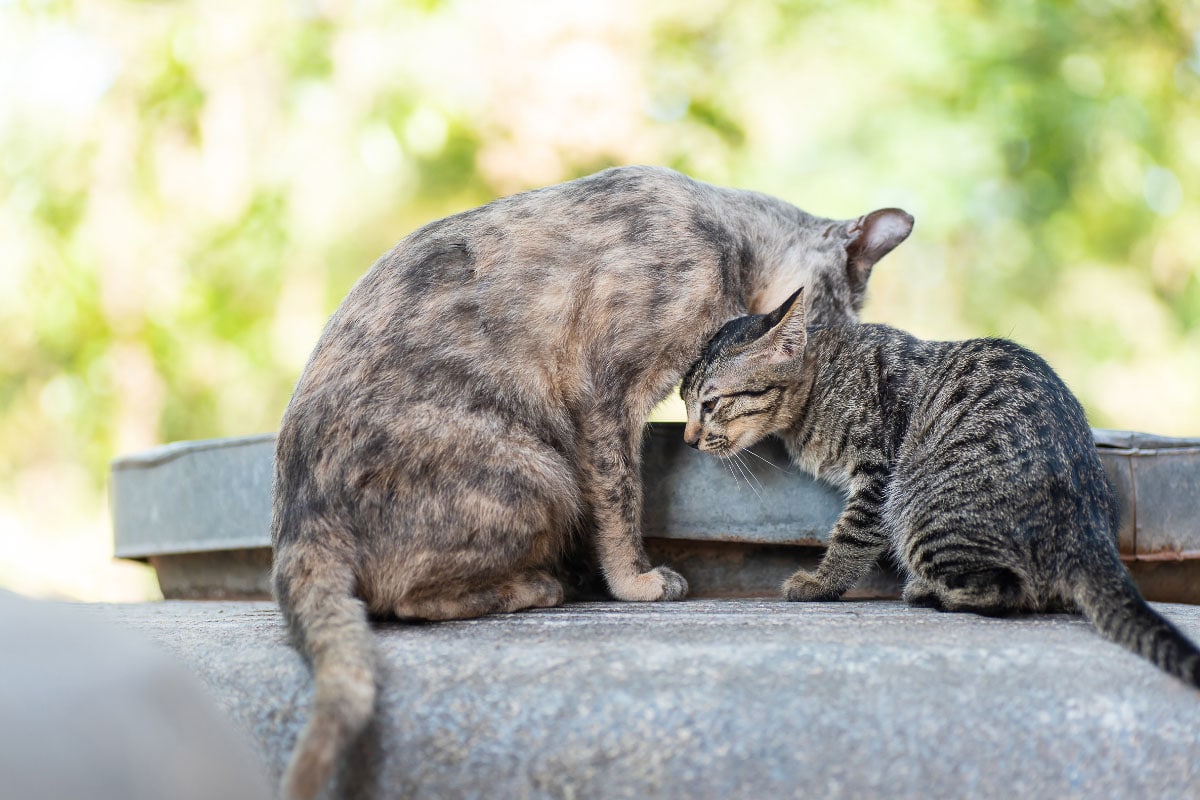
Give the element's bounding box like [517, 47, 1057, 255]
[85, 599, 1200, 799]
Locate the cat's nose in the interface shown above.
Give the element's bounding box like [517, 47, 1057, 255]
[683, 423, 702, 449]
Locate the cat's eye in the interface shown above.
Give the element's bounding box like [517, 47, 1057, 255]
[700, 398, 718, 415]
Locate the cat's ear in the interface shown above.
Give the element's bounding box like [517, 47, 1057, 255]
[762, 286, 807, 362]
[843, 208, 913, 292]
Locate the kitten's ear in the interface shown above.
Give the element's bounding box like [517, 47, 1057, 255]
[843, 208, 913, 292]
[762, 286, 807, 362]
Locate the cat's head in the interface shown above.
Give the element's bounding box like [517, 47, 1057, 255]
[756, 207, 913, 326]
[680, 287, 809, 455]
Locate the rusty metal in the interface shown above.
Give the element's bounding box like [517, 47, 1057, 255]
[147, 550, 273, 601]
[1093, 429, 1200, 563]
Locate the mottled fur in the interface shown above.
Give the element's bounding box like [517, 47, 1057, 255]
[681, 288, 1200, 689]
[271, 166, 913, 799]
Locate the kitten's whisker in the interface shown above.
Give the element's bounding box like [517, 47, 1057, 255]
[731, 452, 763, 500]
[729, 460, 748, 491]
[728, 456, 748, 492]
[743, 447, 787, 473]
[735, 452, 765, 499]
[721, 456, 741, 488]
[727, 456, 745, 490]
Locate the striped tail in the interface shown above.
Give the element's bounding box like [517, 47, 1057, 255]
[1074, 554, 1200, 689]
[274, 544, 379, 800]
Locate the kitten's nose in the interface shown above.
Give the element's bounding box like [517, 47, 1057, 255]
[683, 423, 702, 449]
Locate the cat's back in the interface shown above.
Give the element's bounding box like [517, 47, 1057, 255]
[292, 167, 755, 409]
[356, 165, 718, 299]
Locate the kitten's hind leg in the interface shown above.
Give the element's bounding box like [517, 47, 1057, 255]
[929, 567, 1026, 617]
[395, 571, 564, 622]
[784, 482, 888, 602]
[902, 575, 945, 610]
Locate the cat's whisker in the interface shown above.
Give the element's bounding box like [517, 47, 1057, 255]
[733, 452, 765, 499]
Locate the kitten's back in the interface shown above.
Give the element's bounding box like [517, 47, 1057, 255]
[876, 330, 1200, 687]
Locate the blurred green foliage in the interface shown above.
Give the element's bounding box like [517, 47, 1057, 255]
[0, 0, 1198, 599]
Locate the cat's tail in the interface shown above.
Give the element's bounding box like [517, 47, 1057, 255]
[274, 541, 378, 800]
[1073, 553, 1200, 689]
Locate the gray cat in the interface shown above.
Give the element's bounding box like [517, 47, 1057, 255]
[271, 166, 913, 799]
[681, 287, 1200, 688]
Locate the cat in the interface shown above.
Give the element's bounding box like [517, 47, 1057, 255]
[270, 165, 913, 799]
[679, 286, 1200, 688]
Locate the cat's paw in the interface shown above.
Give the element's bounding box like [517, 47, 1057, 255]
[782, 571, 840, 602]
[611, 566, 689, 602]
[651, 566, 689, 601]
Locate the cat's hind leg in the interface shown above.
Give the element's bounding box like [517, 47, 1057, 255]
[903, 535, 1029, 616]
[903, 570, 1024, 616]
[393, 570, 564, 622]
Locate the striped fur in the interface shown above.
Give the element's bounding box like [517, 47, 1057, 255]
[681, 288, 1200, 689]
[271, 167, 913, 799]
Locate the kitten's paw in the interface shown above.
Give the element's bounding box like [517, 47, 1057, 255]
[782, 571, 840, 602]
[611, 566, 689, 602]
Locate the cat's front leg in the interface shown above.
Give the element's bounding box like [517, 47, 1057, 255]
[579, 414, 688, 602]
[784, 481, 888, 602]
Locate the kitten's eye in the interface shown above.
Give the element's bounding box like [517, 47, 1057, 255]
[701, 398, 718, 415]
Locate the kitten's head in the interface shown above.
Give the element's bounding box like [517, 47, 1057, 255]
[680, 287, 809, 455]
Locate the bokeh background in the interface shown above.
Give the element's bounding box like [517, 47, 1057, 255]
[3, 0, 1198, 601]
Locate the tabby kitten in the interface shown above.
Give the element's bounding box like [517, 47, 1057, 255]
[681, 287, 1200, 688]
[271, 166, 913, 799]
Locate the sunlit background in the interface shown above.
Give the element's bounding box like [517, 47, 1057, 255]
[3, 0, 1198, 602]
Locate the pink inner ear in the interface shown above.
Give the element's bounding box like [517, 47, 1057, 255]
[768, 324, 805, 362]
[847, 209, 913, 282]
[868, 211, 914, 249]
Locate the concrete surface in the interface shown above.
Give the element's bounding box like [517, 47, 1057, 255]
[82, 599, 1200, 800]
